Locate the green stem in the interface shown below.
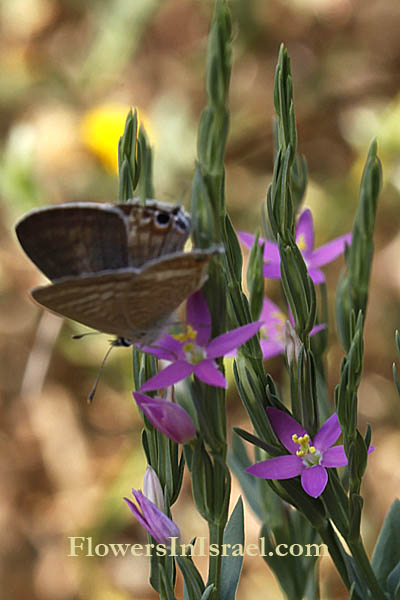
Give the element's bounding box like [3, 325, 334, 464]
[208, 521, 225, 598]
[316, 521, 351, 590]
[347, 538, 386, 600]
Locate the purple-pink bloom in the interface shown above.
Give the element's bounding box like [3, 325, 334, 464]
[239, 208, 351, 284]
[246, 407, 350, 497]
[140, 291, 262, 391]
[259, 297, 325, 360]
[134, 391, 196, 444]
[124, 488, 180, 545]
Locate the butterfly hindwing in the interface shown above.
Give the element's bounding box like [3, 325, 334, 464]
[31, 251, 213, 344]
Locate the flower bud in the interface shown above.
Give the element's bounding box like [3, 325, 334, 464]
[134, 391, 196, 444]
[143, 466, 164, 511]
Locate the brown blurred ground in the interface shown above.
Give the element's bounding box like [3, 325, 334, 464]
[1, 0, 400, 598]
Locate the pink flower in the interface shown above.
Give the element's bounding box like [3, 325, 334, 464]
[258, 297, 325, 360]
[140, 291, 262, 391]
[239, 208, 351, 284]
[247, 408, 350, 498]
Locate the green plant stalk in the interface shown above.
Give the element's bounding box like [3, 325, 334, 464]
[121, 116, 179, 595]
[189, 3, 233, 596]
[346, 538, 386, 600]
[208, 521, 225, 592]
[315, 521, 352, 590]
[232, 44, 384, 600]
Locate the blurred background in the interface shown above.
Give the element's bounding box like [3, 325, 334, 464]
[1, 0, 400, 598]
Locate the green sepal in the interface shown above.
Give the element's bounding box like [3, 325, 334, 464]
[348, 493, 364, 543]
[191, 162, 218, 248]
[247, 233, 265, 321]
[191, 439, 231, 525]
[335, 139, 382, 350]
[278, 236, 316, 338]
[118, 108, 140, 202]
[225, 213, 243, 284]
[137, 124, 154, 200]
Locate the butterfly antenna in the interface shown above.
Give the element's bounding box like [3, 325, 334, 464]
[87, 344, 115, 404]
[72, 332, 101, 340]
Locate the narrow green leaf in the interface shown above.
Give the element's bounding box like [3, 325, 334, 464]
[176, 553, 205, 600]
[220, 497, 245, 600]
[201, 584, 216, 600]
[228, 436, 264, 521]
[372, 499, 400, 587]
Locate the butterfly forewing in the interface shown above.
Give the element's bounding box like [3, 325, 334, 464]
[16, 198, 216, 346]
[16, 204, 129, 280]
[16, 200, 192, 280]
[31, 251, 212, 344]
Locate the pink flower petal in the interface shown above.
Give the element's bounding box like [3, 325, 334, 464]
[126, 490, 180, 544]
[321, 445, 348, 468]
[313, 413, 342, 451]
[296, 209, 314, 257]
[301, 465, 328, 497]
[238, 232, 280, 265]
[310, 323, 326, 337]
[266, 407, 307, 454]
[186, 291, 211, 345]
[263, 240, 281, 263]
[206, 322, 262, 358]
[237, 231, 256, 249]
[193, 359, 227, 387]
[308, 267, 325, 284]
[260, 339, 284, 359]
[133, 392, 196, 443]
[142, 334, 183, 360]
[263, 261, 282, 279]
[124, 496, 150, 532]
[260, 297, 284, 324]
[246, 455, 304, 479]
[140, 361, 194, 392]
[309, 233, 352, 268]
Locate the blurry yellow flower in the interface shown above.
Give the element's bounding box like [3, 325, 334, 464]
[80, 103, 154, 173]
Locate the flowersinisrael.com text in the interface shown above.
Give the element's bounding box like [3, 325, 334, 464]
[68, 537, 328, 558]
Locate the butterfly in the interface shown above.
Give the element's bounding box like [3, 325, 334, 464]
[16, 199, 215, 347]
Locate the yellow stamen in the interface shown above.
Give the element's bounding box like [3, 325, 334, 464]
[293, 432, 313, 457]
[297, 233, 306, 251]
[173, 325, 197, 343]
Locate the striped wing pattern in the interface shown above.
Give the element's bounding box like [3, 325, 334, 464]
[31, 251, 212, 344]
[15, 204, 129, 279]
[15, 200, 191, 279]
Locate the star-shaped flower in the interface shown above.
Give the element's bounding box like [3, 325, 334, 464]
[259, 297, 325, 360]
[239, 208, 351, 284]
[246, 407, 353, 497]
[140, 291, 262, 392]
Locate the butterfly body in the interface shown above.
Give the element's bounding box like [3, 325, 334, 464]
[16, 199, 214, 345]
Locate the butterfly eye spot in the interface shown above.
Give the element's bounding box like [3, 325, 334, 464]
[155, 212, 171, 228]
